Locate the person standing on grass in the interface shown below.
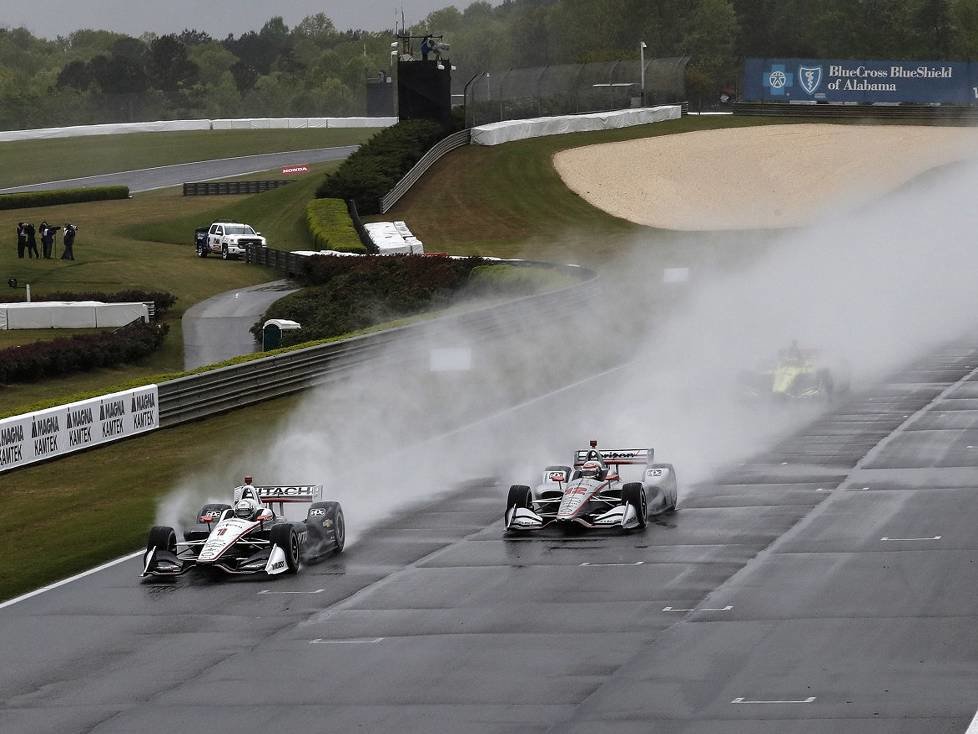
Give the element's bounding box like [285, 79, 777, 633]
[61, 223, 77, 261]
[16, 222, 26, 258]
[25, 221, 39, 258]
[40, 221, 56, 259]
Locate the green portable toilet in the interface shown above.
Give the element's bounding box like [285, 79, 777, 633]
[262, 319, 301, 350]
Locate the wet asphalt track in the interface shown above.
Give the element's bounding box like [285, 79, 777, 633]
[4, 338, 978, 733]
[181, 280, 298, 370]
[0, 146, 359, 194]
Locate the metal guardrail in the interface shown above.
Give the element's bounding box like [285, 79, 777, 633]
[379, 128, 472, 214]
[157, 264, 597, 427]
[733, 102, 978, 122]
[183, 180, 293, 196]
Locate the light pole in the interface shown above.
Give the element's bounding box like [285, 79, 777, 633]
[640, 41, 647, 106]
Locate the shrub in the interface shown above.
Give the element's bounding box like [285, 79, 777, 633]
[0, 185, 129, 210]
[316, 119, 451, 214]
[305, 199, 366, 254]
[0, 290, 177, 317]
[254, 254, 486, 344]
[0, 320, 168, 384]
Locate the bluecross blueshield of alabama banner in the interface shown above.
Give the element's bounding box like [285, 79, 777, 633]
[744, 58, 977, 104]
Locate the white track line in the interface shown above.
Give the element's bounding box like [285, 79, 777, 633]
[731, 696, 815, 704]
[662, 605, 733, 612]
[964, 708, 978, 733]
[0, 550, 142, 610]
[310, 638, 384, 644]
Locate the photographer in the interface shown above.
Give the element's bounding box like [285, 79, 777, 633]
[25, 221, 38, 258]
[16, 222, 26, 259]
[61, 223, 77, 261]
[39, 221, 61, 259]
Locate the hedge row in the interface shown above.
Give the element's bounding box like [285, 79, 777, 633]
[315, 119, 453, 215]
[304, 199, 366, 254]
[254, 254, 487, 345]
[0, 290, 177, 317]
[0, 320, 168, 384]
[0, 185, 130, 211]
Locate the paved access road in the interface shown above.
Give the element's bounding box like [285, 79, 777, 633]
[3, 337, 978, 733]
[0, 146, 359, 194]
[181, 279, 298, 370]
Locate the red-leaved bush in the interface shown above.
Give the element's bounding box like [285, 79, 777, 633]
[0, 321, 168, 384]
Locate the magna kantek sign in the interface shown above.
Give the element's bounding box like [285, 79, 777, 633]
[744, 58, 977, 104]
[0, 384, 158, 472]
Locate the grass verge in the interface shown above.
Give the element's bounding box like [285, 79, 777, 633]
[0, 128, 378, 189]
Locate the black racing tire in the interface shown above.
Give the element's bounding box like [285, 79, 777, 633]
[221, 244, 229, 260]
[146, 526, 177, 555]
[621, 482, 648, 530]
[306, 501, 345, 554]
[269, 524, 300, 573]
[507, 485, 533, 510]
[331, 505, 346, 553]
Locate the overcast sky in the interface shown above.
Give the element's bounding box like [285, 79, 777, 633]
[1, 1, 497, 39]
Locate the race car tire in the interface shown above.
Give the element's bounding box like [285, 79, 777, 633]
[507, 485, 533, 510]
[221, 244, 229, 260]
[269, 524, 300, 573]
[146, 526, 177, 555]
[621, 483, 648, 529]
[305, 502, 345, 554]
[329, 504, 346, 553]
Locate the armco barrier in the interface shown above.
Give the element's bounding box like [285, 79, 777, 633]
[379, 128, 472, 214]
[156, 266, 595, 427]
[183, 180, 292, 196]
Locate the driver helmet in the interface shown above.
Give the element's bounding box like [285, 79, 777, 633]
[580, 460, 602, 478]
[234, 498, 259, 520]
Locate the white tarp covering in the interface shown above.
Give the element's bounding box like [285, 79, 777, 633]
[0, 119, 210, 143]
[471, 105, 682, 146]
[0, 301, 148, 329]
[364, 221, 425, 255]
[0, 385, 159, 472]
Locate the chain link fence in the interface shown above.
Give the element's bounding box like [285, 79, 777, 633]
[461, 57, 689, 127]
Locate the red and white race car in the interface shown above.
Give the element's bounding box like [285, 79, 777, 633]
[504, 441, 678, 533]
[142, 479, 344, 578]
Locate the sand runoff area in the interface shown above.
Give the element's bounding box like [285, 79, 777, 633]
[552, 123, 978, 230]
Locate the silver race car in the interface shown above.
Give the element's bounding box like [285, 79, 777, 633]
[504, 441, 678, 534]
[142, 479, 344, 578]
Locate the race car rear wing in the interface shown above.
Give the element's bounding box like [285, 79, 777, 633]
[573, 448, 653, 467]
[234, 484, 324, 504]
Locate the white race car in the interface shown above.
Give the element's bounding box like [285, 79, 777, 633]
[142, 481, 344, 578]
[504, 441, 678, 533]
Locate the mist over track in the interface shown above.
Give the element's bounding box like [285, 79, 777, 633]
[4, 139, 978, 732]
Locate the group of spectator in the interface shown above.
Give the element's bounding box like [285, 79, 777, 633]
[15, 221, 76, 260]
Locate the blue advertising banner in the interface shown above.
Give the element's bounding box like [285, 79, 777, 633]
[744, 58, 977, 104]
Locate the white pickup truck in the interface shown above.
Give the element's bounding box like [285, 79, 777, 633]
[196, 222, 267, 260]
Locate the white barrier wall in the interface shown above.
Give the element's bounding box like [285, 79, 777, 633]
[0, 119, 211, 143]
[0, 302, 149, 330]
[471, 105, 682, 146]
[0, 117, 397, 143]
[0, 385, 159, 472]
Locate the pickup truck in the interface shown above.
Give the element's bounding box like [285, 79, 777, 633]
[195, 222, 266, 260]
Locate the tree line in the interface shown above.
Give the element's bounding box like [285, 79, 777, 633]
[2, 1, 977, 130]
